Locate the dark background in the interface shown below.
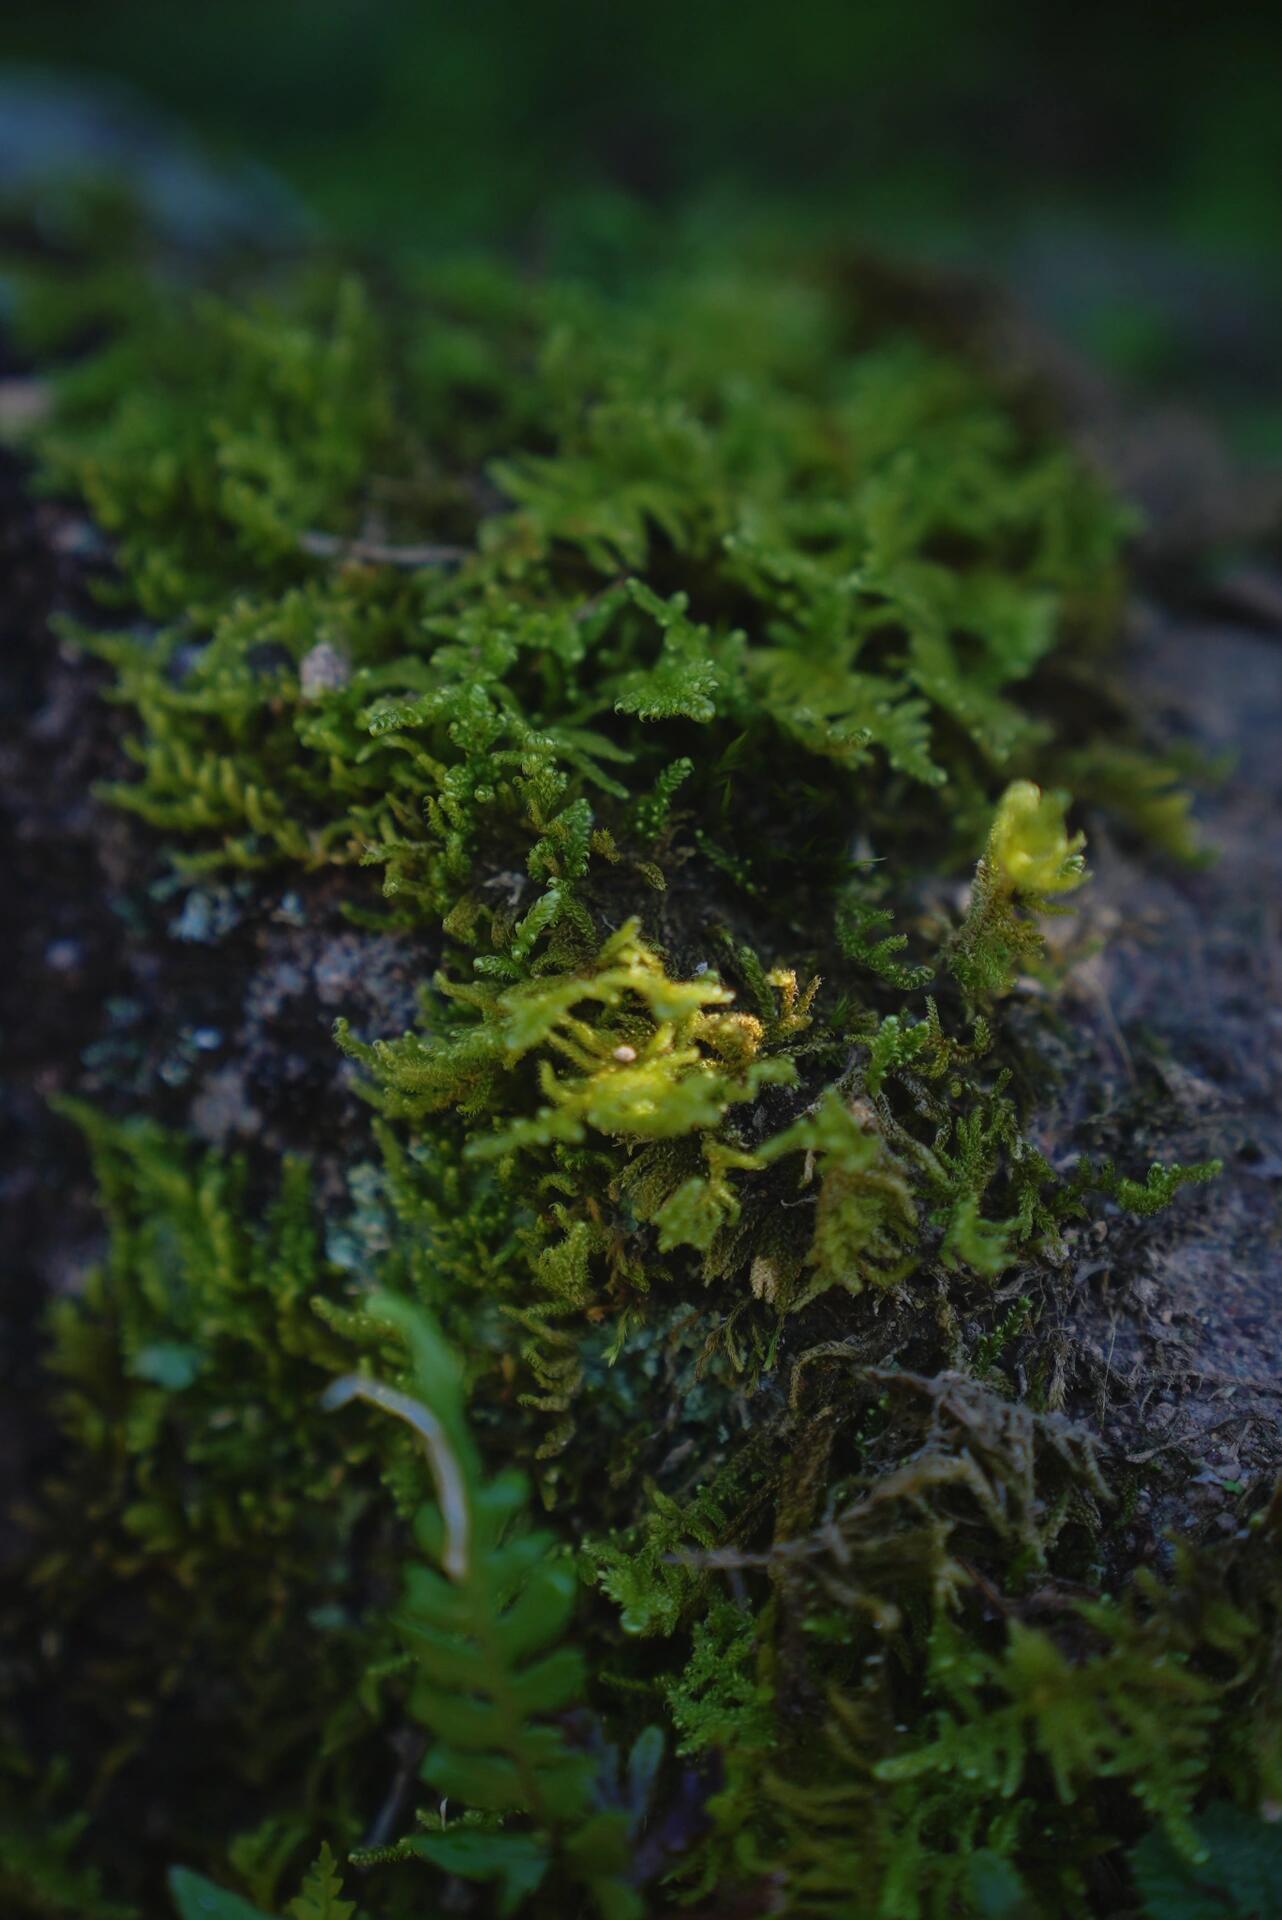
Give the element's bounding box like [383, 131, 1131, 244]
[1, 0, 1280, 453]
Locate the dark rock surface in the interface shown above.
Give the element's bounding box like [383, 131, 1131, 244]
[0, 447, 125, 1563]
[1066, 608, 1282, 1526]
[0, 448, 432, 1565]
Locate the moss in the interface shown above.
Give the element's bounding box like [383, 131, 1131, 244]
[4, 224, 1264, 1920]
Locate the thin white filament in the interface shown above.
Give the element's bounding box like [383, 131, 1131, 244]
[324, 1375, 470, 1580]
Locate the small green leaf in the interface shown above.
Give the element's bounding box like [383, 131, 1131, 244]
[1132, 1803, 1282, 1919]
[287, 1845, 357, 1920]
[132, 1341, 205, 1389]
[169, 1868, 273, 1920]
[966, 1850, 1036, 1918]
[409, 1829, 549, 1918]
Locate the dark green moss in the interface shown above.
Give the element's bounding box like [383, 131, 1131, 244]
[4, 229, 1265, 1920]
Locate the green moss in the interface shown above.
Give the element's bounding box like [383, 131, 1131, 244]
[30, 254, 1128, 892]
[6, 229, 1259, 1920]
[24, 1106, 413, 1900]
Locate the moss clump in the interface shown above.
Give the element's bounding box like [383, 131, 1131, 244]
[32, 256, 1130, 883]
[6, 231, 1265, 1920]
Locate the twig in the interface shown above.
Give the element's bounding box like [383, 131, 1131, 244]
[300, 528, 468, 568]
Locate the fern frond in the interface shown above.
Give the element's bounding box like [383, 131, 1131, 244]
[327, 1294, 640, 1919]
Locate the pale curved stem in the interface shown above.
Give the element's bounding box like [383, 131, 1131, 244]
[324, 1375, 471, 1580]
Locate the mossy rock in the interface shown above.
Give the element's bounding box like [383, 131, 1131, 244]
[2, 211, 1278, 1920]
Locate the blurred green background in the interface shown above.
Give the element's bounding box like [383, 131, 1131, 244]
[2, 0, 1279, 447]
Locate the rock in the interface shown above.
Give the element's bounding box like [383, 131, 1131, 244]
[299, 640, 351, 699]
